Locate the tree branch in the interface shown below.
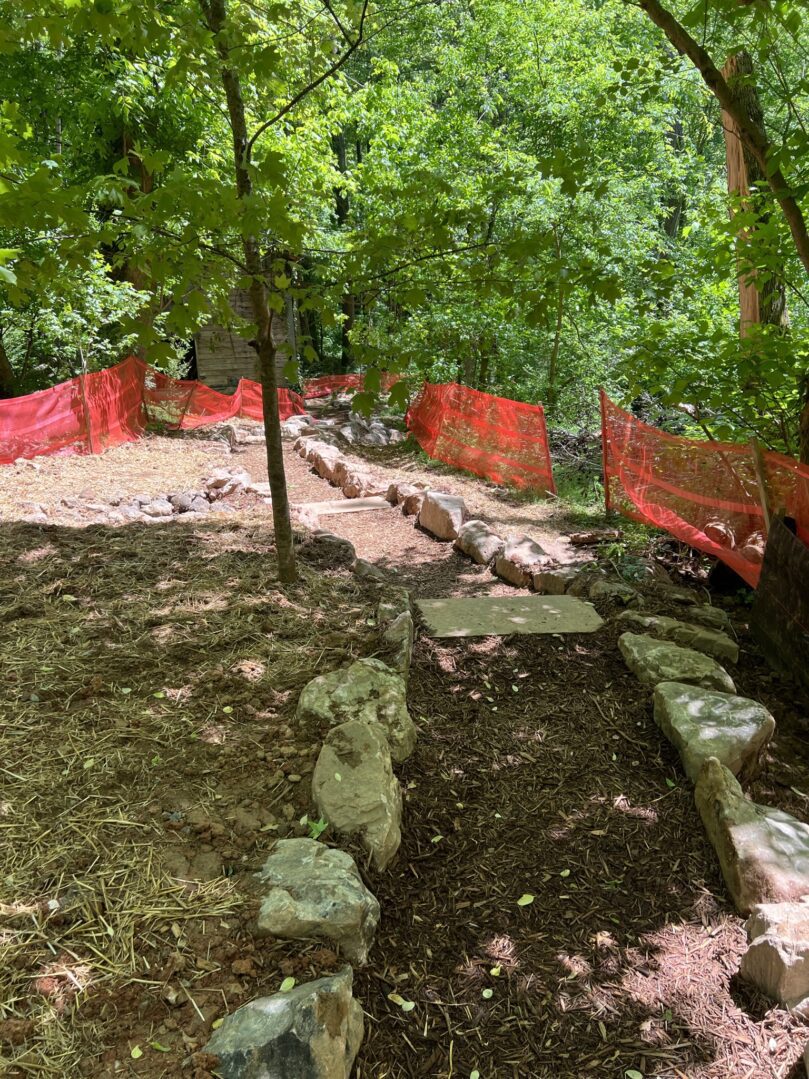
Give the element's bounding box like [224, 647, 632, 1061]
[637, 0, 809, 278]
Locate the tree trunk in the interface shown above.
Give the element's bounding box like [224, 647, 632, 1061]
[721, 51, 787, 336]
[638, 0, 809, 460]
[662, 120, 685, 240]
[201, 0, 296, 581]
[332, 132, 355, 373]
[800, 376, 809, 465]
[638, 0, 809, 278]
[0, 330, 16, 398]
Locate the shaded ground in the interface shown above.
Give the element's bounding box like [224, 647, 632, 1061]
[2, 427, 809, 1077]
[355, 619, 809, 1079]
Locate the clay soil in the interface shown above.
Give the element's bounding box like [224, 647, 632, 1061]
[1, 429, 809, 1077]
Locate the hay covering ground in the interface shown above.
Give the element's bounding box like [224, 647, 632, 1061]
[0, 515, 377, 1075]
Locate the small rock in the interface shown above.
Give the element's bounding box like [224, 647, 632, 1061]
[741, 901, 809, 1012]
[203, 967, 363, 1079]
[683, 605, 731, 631]
[418, 492, 467, 541]
[254, 838, 380, 964]
[378, 587, 411, 624]
[494, 535, 550, 588]
[619, 632, 735, 692]
[141, 498, 174, 518]
[401, 488, 427, 516]
[533, 565, 588, 595]
[589, 579, 642, 606]
[383, 612, 414, 678]
[169, 493, 194, 513]
[312, 721, 402, 871]
[695, 757, 809, 914]
[653, 681, 774, 782]
[354, 559, 387, 583]
[190, 496, 211, 514]
[616, 611, 739, 663]
[342, 470, 384, 499]
[454, 520, 505, 565]
[296, 658, 416, 763]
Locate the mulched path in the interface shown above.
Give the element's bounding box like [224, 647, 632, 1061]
[355, 619, 809, 1079]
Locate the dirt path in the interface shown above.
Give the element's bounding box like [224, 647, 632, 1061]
[285, 437, 809, 1076]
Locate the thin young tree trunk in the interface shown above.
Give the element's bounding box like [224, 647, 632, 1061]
[332, 133, 355, 373]
[201, 0, 296, 581]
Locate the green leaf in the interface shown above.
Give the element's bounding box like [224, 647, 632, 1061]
[517, 894, 534, 907]
[130, 1046, 143, 1059]
[279, 977, 296, 992]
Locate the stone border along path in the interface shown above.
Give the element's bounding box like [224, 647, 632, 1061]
[615, 609, 809, 1025]
[199, 422, 809, 1073]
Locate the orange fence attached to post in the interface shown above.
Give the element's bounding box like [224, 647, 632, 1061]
[0, 357, 308, 465]
[600, 390, 809, 587]
[406, 382, 555, 493]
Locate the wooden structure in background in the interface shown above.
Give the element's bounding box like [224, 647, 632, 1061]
[195, 290, 292, 392]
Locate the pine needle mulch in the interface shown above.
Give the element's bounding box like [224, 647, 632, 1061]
[355, 625, 809, 1079]
[0, 516, 377, 1076]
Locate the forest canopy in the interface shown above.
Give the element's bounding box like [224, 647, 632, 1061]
[1, 0, 808, 457]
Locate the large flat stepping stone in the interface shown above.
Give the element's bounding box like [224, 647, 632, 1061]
[417, 595, 603, 638]
[303, 496, 391, 515]
[619, 632, 735, 692]
[617, 610, 738, 663]
[696, 757, 809, 914]
[653, 681, 774, 782]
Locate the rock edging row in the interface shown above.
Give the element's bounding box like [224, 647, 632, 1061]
[200, 551, 415, 1077]
[615, 609, 809, 1022]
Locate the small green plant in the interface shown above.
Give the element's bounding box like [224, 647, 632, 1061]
[300, 815, 329, 840]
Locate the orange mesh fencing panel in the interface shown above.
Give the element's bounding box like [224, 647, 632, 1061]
[600, 390, 809, 588]
[406, 382, 555, 492]
[238, 380, 307, 423]
[83, 357, 147, 452]
[0, 357, 308, 463]
[0, 377, 88, 463]
[303, 374, 363, 398]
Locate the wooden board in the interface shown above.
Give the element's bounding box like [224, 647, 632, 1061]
[416, 595, 604, 638]
[751, 516, 809, 697]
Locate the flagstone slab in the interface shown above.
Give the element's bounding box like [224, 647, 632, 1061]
[303, 497, 391, 515]
[416, 595, 604, 638]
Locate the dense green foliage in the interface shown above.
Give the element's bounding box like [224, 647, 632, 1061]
[0, 0, 808, 454]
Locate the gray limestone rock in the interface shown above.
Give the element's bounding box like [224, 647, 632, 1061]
[312, 720, 402, 871]
[494, 535, 550, 588]
[740, 901, 809, 1012]
[203, 967, 363, 1079]
[418, 492, 468, 541]
[533, 565, 589, 596]
[296, 658, 415, 763]
[619, 632, 736, 693]
[653, 681, 774, 782]
[254, 839, 379, 965]
[695, 757, 809, 914]
[616, 610, 738, 663]
[453, 520, 505, 565]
